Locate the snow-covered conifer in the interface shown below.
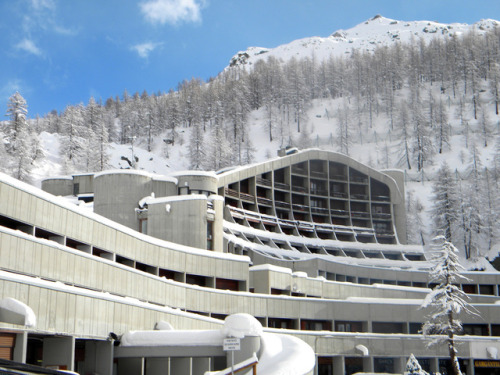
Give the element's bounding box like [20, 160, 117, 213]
[421, 235, 477, 375]
[430, 162, 458, 242]
[404, 354, 428, 375]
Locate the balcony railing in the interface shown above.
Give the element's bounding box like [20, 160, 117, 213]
[311, 207, 329, 214]
[257, 196, 273, 206]
[291, 185, 308, 194]
[274, 181, 290, 190]
[331, 209, 349, 217]
[224, 188, 239, 199]
[256, 177, 272, 187]
[275, 201, 291, 209]
[350, 211, 370, 218]
[239, 192, 255, 202]
[331, 192, 347, 199]
[350, 193, 369, 200]
[292, 204, 309, 212]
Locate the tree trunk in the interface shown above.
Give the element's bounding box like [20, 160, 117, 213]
[448, 311, 462, 375]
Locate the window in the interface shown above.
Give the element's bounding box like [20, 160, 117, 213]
[139, 218, 147, 234]
[374, 358, 395, 373]
[207, 221, 214, 250]
[335, 321, 364, 332]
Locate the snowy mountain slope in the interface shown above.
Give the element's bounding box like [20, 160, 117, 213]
[18, 14, 500, 263]
[229, 15, 499, 67]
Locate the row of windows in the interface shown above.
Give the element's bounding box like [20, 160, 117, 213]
[0, 214, 243, 293]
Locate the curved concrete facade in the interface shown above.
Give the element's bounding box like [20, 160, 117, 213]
[3, 149, 500, 375]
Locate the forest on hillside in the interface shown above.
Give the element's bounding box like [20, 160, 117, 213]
[2, 26, 500, 260]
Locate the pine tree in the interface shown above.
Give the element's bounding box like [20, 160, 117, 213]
[5, 92, 28, 154]
[404, 354, 428, 375]
[421, 236, 477, 375]
[5, 92, 37, 182]
[430, 162, 458, 243]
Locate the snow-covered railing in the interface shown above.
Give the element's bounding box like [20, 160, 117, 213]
[204, 353, 258, 375]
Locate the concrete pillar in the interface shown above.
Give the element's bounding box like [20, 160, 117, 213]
[146, 357, 170, 375]
[362, 356, 373, 373]
[117, 357, 144, 375]
[13, 332, 27, 363]
[192, 357, 211, 375]
[332, 356, 344, 375]
[84, 340, 113, 375]
[393, 357, 405, 374]
[170, 358, 191, 375]
[429, 357, 439, 374]
[464, 358, 474, 375]
[42, 336, 75, 371]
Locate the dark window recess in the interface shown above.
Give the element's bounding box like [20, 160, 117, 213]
[479, 284, 495, 295]
[372, 322, 404, 334]
[462, 324, 489, 336]
[374, 358, 395, 374]
[211, 313, 227, 320]
[186, 274, 208, 287]
[116, 255, 134, 268]
[268, 318, 295, 329]
[270, 288, 288, 295]
[317, 357, 333, 375]
[492, 324, 500, 337]
[26, 335, 43, 366]
[0, 215, 33, 235]
[345, 357, 363, 375]
[73, 183, 80, 196]
[335, 321, 364, 332]
[462, 284, 478, 294]
[216, 278, 239, 291]
[301, 320, 332, 331]
[409, 323, 423, 334]
[159, 268, 181, 281]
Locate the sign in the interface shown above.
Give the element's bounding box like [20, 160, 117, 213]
[223, 338, 241, 351]
[475, 360, 500, 368]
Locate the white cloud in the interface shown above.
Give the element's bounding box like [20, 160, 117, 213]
[16, 39, 42, 56]
[140, 0, 204, 25]
[131, 42, 163, 58]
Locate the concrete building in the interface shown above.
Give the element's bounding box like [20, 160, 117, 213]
[0, 149, 499, 374]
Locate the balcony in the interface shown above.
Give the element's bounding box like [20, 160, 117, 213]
[331, 191, 347, 199]
[275, 201, 291, 209]
[310, 170, 327, 179]
[350, 176, 368, 184]
[256, 177, 272, 187]
[350, 211, 370, 219]
[372, 195, 391, 202]
[257, 196, 273, 206]
[311, 207, 329, 215]
[310, 189, 328, 197]
[274, 181, 290, 190]
[291, 166, 308, 176]
[372, 212, 392, 219]
[239, 192, 255, 202]
[330, 174, 347, 181]
[224, 188, 239, 199]
[350, 193, 369, 200]
[291, 185, 308, 194]
[292, 204, 309, 212]
[331, 209, 349, 217]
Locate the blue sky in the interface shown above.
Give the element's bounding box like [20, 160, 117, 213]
[2, 0, 500, 118]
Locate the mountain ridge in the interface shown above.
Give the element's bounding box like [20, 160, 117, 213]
[229, 15, 500, 68]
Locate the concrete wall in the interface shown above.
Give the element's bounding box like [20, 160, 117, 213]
[41, 178, 73, 197]
[73, 174, 94, 195]
[147, 195, 208, 250]
[94, 171, 154, 230]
